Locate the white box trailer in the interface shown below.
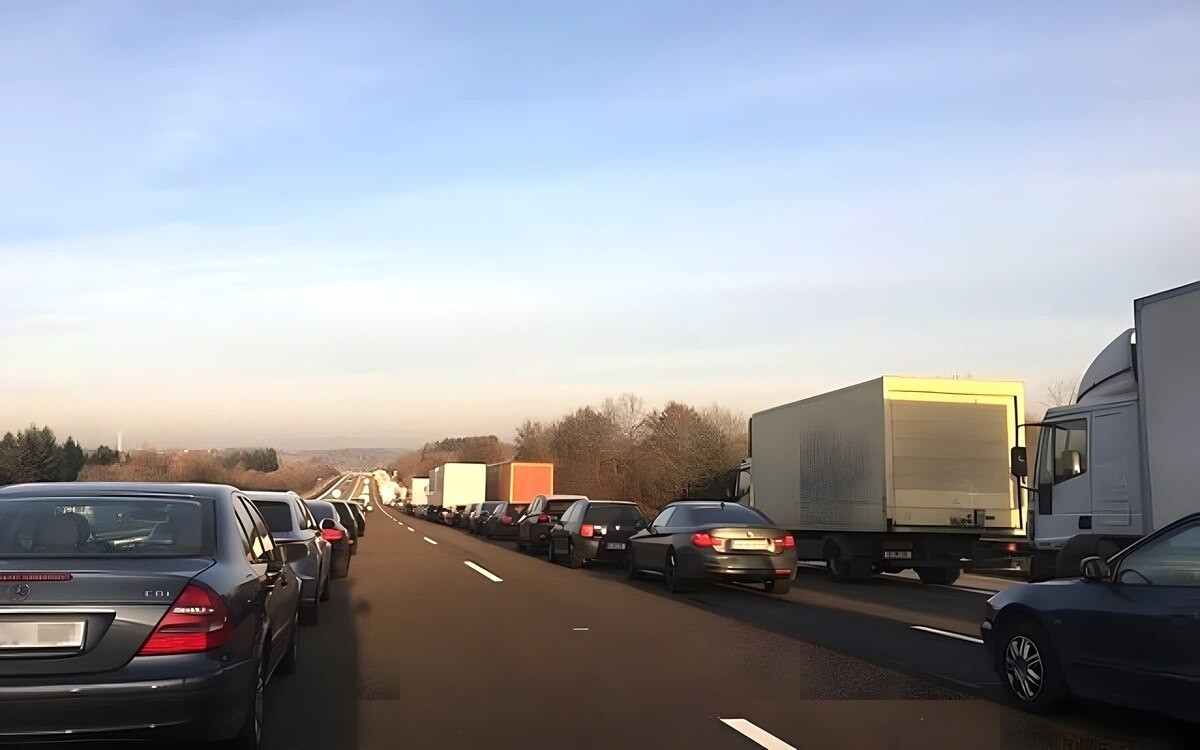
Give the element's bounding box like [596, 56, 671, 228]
[410, 477, 429, 506]
[426, 463, 485, 509]
[1020, 280, 1200, 579]
[745, 376, 1025, 584]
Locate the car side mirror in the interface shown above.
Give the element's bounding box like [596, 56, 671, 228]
[1009, 446, 1028, 478]
[320, 518, 338, 530]
[1081, 556, 1110, 581]
[634, 519, 646, 530]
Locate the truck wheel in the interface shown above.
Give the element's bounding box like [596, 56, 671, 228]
[824, 541, 852, 582]
[917, 567, 961, 585]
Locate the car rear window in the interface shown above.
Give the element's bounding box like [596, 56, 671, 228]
[480, 502, 502, 513]
[306, 502, 335, 522]
[545, 500, 574, 514]
[584, 504, 645, 524]
[253, 501, 294, 533]
[333, 504, 355, 525]
[673, 504, 771, 526]
[504, 504, 527, 516]
[0, 497, 214, 557]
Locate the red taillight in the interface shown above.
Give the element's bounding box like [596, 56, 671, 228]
[322, 528, 344, 542]
[138, 583, 232, 656]
[580, 524, 595, 538]
[690, 532, 715, 547]
[773, 535, 796, 549]
[537, 513, 550, 523]
[775, 569, 793, 577]
[501, 515, 513, 525]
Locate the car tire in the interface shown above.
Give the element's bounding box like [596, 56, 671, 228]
[546, 537, 557, 563]
[218, 670, 263, 750]
[567, 540, 583, 569]
[299, 604, 318, 626]
[319, 575, 331, 602]
[916, 567, 961, 585]
[764, 578, 792, 595]
[665, 549, 690, 593]
[998, 618, 1067, 711]
[626, 549, 642, 580]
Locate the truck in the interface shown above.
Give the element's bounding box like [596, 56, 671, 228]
[485, 461, 554, 503]
[738, 376, 1026, 585]
[1012, 280, 1200, 580]
[410, 477, 429, 506]
[427, 463, 486, 509]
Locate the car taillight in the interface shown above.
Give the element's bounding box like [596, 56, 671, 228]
[537, 514, 550, 523]
[580, 524, 595, 538]
[322, 528, 345, 542]
[139, 583, 232, 656]
[773, 535, 795, 548]
[690, 532, 715, 547]
[501, 515, 513, 525]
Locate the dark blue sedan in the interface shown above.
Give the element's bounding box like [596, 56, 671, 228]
[982, 512, 1200, 723]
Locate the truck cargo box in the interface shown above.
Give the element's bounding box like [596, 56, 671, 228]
[1135, 280, 1200, 531]
[486, 462, 554, 503]
[751, 376, 1025, 535]
[426, 463, 485, 508]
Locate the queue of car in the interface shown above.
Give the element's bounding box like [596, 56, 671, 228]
[404, 494, 800, 597]
[0, 481, 372, 748]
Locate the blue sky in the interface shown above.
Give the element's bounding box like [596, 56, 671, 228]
[1, 1, 1198, 449]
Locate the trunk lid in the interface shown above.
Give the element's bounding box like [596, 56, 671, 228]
[704, 524, 788, 554]
[0, 557, 214, 676]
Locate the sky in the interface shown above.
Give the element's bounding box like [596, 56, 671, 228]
[1, 1, 1198, 450]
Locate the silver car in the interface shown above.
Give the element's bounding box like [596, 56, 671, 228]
[247, 492, 332, 626]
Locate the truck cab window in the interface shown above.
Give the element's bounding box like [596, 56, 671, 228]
[1040, 419, 1088, 486]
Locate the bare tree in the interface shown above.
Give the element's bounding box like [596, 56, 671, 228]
[1041, 377, 1080, 410]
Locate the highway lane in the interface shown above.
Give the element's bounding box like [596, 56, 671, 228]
[262, 506, 1197, 750]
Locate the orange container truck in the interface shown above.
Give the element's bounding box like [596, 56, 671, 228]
[486, 462, 554, 503]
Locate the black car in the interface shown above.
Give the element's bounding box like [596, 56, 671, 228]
[483, 502, 527, 540]
[468, 502, 503, 535]
[248, 492, 332, 625]
[0, 482, 301, 748]
[304, 499, 353, 578]
[548, 500, 647, 568]
[982, 512, 1200, 723]
[331, 500, 365, 544]
[516, 495, 586, 554]
[626, 501, 798, 594]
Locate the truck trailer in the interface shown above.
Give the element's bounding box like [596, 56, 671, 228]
[486, 461, 554, 503]
[1012, 280, 1200, 580]
[410, 477, 429, 506]
[427, 463, 486, 509]
[740, 376, 1025, 584]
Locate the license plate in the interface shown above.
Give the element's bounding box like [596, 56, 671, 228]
[0, 621, 86, 650]
[883, 550, 912, 559]
[730, 539, 769, 551]
[606, 542, 626, 550]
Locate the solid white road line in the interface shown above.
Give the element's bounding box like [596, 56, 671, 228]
[719, 719, 797, 750]
[911, 625, 985, 644]
[464, 561, 503, 582]
[424, 537, 438, 545]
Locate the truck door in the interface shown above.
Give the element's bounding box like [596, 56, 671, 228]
[1034, 417, 1091, 548]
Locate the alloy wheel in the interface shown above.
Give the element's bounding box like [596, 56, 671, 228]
[1005, 635, 1043, 701]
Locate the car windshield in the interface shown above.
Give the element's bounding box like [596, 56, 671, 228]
[253, 501, 294, 533]
[673, 504, 771, 526]
[584, 504, 645, 524]
[0, 498, 213, 556]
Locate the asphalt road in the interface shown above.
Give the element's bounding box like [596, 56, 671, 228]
[264, 487, 1197, 750]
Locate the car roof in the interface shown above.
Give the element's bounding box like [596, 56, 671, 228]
[245, 491, 300, 503]
[0, 482, 235, 500]
[540, 494, 588, 500]
[584, 500, 639, 506]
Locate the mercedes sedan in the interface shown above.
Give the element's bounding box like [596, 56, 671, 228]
[626, 500, 797, 594]
[0, 482, 300, 748]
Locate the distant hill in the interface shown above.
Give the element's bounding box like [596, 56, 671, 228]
[280, 449, 404, 472]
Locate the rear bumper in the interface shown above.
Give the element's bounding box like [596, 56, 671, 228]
[690, 551, 797, 583]
[0, 656, 257, 742]
[489, 525, 518, 539]
[580, 538, 630, 563]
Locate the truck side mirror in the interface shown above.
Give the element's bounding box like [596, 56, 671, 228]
[1081, 556, 1110, 581]
[1009, 446, 1028, 478]
[1063, 450, 1082, 478]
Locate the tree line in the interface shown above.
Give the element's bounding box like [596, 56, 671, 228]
[0, 424, 119, 486]
[391, 394, 747, 513]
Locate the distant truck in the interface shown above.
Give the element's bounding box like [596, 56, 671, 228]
[486, 461, 554, 503]
[1012, 280, 1200, 580]
[737, 376, 1026, 585]
[410, 477, 429, 506]
[427, 463, 486, 509]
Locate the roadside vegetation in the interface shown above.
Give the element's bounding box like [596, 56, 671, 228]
[391, 394, 746, 513]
